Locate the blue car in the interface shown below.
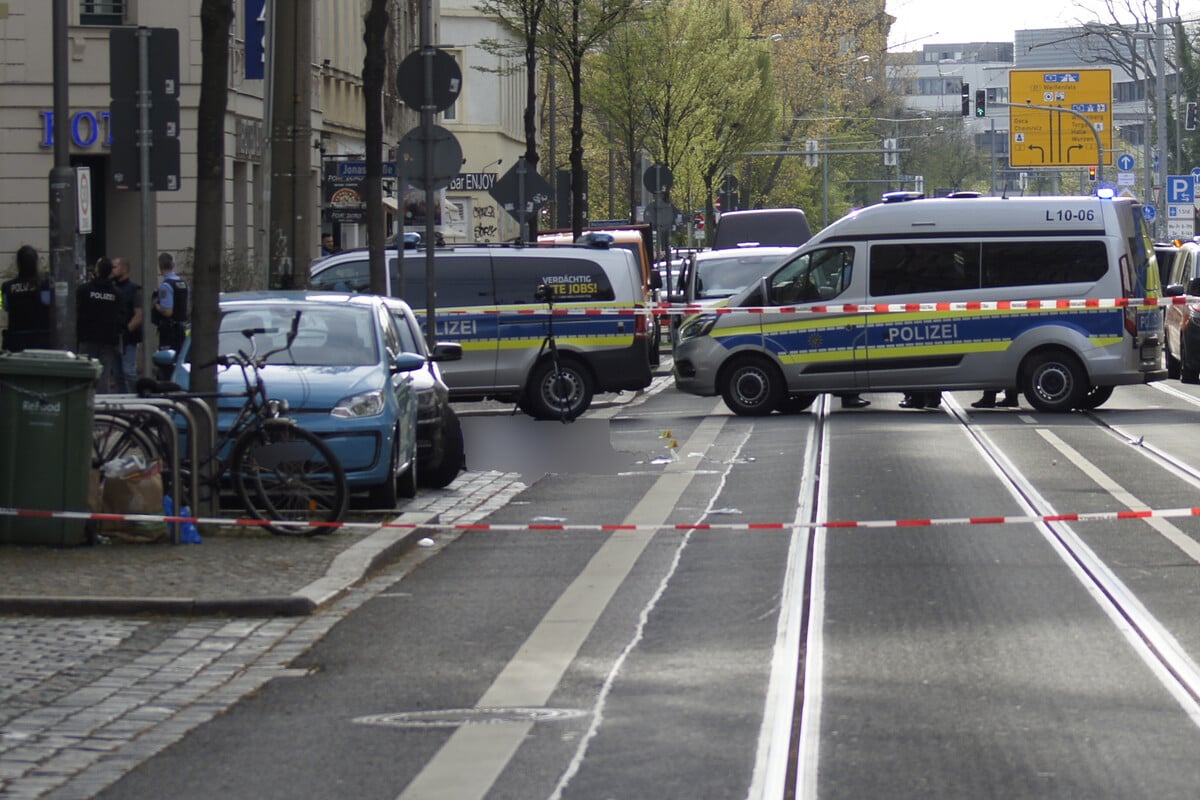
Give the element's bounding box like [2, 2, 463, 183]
[168, 291, 425, 507]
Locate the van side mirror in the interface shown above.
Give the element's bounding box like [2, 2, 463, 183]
[1188, 277, 1200, 296]
[649, 271, 663, 290]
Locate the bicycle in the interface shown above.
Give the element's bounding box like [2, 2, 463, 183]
[106, 312, 350, 536]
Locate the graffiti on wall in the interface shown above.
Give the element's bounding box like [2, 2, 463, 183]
[473, 203, 499, 242]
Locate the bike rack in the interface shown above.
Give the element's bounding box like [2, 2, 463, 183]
[94, 395, 218, 541]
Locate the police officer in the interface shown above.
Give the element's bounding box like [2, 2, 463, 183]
[76, 257, 124, 392]
[1, 244, 52, 352]
[111, 256, 143, 392]
[152, 251, 189, 351]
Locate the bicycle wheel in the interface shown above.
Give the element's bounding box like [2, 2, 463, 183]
[93, 413, 161, 471]
[230, 421, 348, 536]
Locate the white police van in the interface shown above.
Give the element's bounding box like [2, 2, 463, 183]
[311, 242, 653, 419]
[673, 192, 1165, 414]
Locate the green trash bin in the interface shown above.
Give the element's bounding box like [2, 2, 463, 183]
[0, 349, 101, 545]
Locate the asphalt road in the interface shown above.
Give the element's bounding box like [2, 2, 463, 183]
[53, 379, 1200, 798]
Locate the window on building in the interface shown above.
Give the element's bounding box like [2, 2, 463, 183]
[80, 0, 125, 25]
[440, 50, 463, 124]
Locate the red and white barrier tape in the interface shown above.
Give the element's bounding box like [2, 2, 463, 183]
[433, 296, 1192, 317]
[4, 505, 1200, 534]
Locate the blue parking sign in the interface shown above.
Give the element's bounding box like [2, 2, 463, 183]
[1167, 175, 1195, 204]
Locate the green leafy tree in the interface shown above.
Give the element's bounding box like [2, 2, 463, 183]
[583, 13, 655, 222]
[541, 0, 640, 236]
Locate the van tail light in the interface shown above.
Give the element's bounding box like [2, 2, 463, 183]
[634, 308, 648, 340]
[1124, 307, 1137, 338]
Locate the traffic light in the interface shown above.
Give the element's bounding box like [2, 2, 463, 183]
[1187, 101, 1198, 132]
[1088, 165, 1097, 182]
[961, 83, 970, 117]
[975, 89, 986, 117]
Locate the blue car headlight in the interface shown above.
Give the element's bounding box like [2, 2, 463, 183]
[332, 389, 386, 418]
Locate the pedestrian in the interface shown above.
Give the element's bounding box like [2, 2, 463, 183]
[972, 388, 1019, 409]
[321, 232, 337, 256]
[111, 256, 143, 392]
[838, 392, 870, 409]
[76, 257, 124, 391]
[152, 252, 189, 352]
[900, 390, 942, 409]
[1, 244, 52, 352]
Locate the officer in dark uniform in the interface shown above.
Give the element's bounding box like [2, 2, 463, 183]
[1, 244, 52, 352]
[76, 257, 124, 392]
[152, 251, 189, 351]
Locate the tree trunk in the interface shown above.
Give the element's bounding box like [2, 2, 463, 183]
[190, 0, 233, 400]
[364, 0, 389, 294]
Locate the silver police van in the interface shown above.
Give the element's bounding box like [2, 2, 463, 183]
[311, 242, 653, 419]
[673, 192, 1165, 414]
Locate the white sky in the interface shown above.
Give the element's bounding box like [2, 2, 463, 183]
[886, 0, 1200, 51]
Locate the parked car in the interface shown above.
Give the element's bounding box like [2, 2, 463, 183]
[1163, 240, 1200, 381]
[711, 208, 811, 250]
[668, 247, 793, 348]
[165, 291, 425, 506]
[381, 297, 467, 488]
[683, 246, 795, 305]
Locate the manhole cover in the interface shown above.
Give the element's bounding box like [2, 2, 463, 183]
[354, 707, 587, 728]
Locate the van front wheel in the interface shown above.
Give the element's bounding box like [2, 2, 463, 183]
[1078, 385, 1114, 410]
[720, 356, 785, 416]
[1020, 351, 1086, 412]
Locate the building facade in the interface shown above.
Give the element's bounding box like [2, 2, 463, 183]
[0, 0, 534, 296]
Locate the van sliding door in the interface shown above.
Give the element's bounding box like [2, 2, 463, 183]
[399, 253, 498, 392]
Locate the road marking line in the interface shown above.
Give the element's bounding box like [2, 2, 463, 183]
[396, 401, 728, 800]
[1037, 429, 1200, 564]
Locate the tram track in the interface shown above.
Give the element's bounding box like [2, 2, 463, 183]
[942, 393, 1200, 718]
[764, 390, 1200, 800]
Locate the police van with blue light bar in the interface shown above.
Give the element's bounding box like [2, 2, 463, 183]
[672, 191, 1166, 414]
[311, 238, 653, 420]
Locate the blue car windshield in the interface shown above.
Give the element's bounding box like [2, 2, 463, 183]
[219, 306, 378, 367]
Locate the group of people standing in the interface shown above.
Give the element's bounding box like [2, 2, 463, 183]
[1, 246, 189, 393]
[836, 388, 1019, 411]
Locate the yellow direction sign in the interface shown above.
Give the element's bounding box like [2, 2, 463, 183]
[1009, 69, 1112, 167]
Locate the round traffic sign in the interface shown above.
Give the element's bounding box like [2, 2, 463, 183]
[1143, 205, 1157, 222]
[643, 164, 672, 194]
[1117, 154, 1135, 172]
[396, 49, 463, 113]
[397, 125, 463, 190]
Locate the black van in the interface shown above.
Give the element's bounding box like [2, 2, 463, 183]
[711, 208, 812, 250]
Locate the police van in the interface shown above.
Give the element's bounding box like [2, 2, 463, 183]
[673, 192, 1165, 414]
[310, 242, 653, 419]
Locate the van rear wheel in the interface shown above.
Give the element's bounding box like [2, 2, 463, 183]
[720, 356, 785, 416]
[1020, 350, 1086, 412]
[525, 357, 594, 420]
